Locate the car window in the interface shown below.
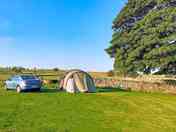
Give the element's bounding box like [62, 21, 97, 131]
[11, 76, 16, 80]
[12, 76, 18, 81]
[16, 77, 20, 81]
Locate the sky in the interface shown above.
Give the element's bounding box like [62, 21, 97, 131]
[0, 0, 127, 71]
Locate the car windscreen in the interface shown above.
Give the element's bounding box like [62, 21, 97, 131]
[21, 76, 37, 80]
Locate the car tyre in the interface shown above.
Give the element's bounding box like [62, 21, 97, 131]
[35, 88, 41, 92]
[38, 88, 41, 92]
[17, 86, 22, 93]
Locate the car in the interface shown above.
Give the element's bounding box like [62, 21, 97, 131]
[5, 75, 42, 93]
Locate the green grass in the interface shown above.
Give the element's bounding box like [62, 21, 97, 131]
[0, 86, 176, 132]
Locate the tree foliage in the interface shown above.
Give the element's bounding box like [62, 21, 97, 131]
[53, 68, 59, 72]
[106, 0, 176, 74]
[11, 67, 25, 73]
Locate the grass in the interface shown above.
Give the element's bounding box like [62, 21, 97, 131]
[0, 85, 176, 132]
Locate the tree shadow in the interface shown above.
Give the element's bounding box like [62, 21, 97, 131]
[96, 87, 126, 93]
[39, 87, 126, 93]
[40, 88, 60, 93]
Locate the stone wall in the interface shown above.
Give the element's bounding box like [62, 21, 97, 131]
[94, 78, 176, 94]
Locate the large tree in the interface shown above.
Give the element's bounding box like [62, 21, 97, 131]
[106, 0, 176, 74]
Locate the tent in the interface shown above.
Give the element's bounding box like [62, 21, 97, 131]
[59, 69, 96, 93]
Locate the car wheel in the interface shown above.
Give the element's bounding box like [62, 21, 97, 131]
[35, 88, 41, 92]
[16, 86, 22, 93]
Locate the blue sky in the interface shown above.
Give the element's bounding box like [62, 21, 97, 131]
[0, 0, 126, 71]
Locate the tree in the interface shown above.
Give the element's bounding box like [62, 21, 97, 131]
[12, 66, 25, 73]
[106, 0, 176, 74]
[107, 70, 114, 77]
[53, 68, 59, 72]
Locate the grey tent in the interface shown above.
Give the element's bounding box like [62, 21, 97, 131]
[60, 70, 96, 93]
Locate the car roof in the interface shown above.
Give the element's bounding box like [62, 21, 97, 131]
[21, 75, 38, 78]
[10, 75, 21, 79]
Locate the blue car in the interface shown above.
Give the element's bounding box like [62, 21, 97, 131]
[5, 75, 42, 93]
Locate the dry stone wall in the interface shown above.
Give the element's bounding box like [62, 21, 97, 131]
[94, 77, 176, 94]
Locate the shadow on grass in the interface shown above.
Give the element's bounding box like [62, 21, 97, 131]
[40, 88, 60, 93]
[96, 87, 126, 93]
[39, 87, 126, 93]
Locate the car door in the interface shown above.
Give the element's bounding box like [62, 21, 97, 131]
[11, 76, 19, 89]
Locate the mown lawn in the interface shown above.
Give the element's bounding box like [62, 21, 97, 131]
[0, 87, 176, 132]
